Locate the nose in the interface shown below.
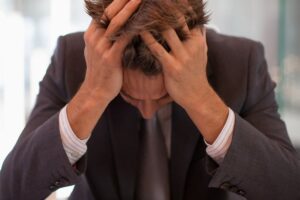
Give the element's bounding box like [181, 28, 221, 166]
[137, 101, 159, 119]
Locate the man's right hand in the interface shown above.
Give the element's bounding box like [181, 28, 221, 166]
[66, 0, 141, 140]
[83, 0, 141, 103]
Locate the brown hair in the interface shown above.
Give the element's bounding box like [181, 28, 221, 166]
[85, 0, 209, 75]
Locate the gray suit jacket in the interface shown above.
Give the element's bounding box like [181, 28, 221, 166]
[0, 30, 300, 200]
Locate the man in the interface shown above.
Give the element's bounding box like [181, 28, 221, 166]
[0, 0, 300, 199]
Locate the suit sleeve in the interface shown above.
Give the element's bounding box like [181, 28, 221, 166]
[0, 36, 86, 200]
[206, 42, 300, 200]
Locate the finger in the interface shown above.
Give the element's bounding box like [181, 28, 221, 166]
[85, 20, 108, 49]
[85, 20, 103, 40]
[88, 23, 112, 49]
[102, 0, 129, 21]
[94, 0, 128, 29]
[110, 34, 134, 54]
[92, 23, 108, 40]
[88, 0, 132, 50]
[140, 31, 172, 65]
[105, 0, 141, 37]
[187, 27, 208, 52]
[86, 20, 98, 34]
[177, 15, 190, 34]
[190, 26, 204, 36]
[94, 34, 114, 53]
[190, 27, 206, 44]
[162, 28, 186, 58]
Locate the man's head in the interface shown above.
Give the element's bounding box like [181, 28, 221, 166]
[85, 0, 208, 118]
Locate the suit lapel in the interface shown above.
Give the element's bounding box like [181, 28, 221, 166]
[107, 96, 142, 200]
[170, 103, 201, 200]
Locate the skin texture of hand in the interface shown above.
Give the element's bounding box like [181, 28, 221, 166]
[67, 0, 141, 139]
[141, 21, 229, 144]
[83, 0, 141, 103]
[141, 22, 208, 109]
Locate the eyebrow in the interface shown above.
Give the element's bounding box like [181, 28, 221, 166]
[120, 91, 169, 101]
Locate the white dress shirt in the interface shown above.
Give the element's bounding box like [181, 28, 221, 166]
[59, 104, 235, 165]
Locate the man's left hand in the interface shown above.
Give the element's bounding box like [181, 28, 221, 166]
[140, 21, 210, 110]
[141, 21, 229, 144]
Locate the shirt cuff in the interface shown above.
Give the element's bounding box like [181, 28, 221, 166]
[59, 105, 89, 165]
[205, 108, 235, 164]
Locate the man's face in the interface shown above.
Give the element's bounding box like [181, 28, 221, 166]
[121, 69, 173, 119]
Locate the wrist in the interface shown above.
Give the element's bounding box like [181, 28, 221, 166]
[184, 87, 229, 144]
[66, 84, 110, 140]
[80, 81, 113, 106]
[182, 81, 213, 111]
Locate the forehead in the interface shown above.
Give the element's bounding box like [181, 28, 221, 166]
[122, 69, 167, 100]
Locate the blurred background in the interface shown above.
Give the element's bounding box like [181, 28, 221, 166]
[0, 0, 299, 199]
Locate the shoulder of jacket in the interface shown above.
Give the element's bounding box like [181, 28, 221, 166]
[207, 29, 262, 56]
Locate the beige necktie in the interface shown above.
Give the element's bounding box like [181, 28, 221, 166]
[136, 115, 170, 200]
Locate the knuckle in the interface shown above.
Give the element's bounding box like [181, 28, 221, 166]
[101, 52, 111, 62]
[181, 56, 190, 66]
[108, 19, 120, 30]
[95, 45, 103, 54]
[84, 34, 95, 47]
[153, 47, 165, 58]
[103, 8, 112, 20]
[146, 39, 157, 47]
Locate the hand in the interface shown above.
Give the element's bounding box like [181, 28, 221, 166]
[83, 0, 141, 103]
[141, 18, 229, 143]
[140, 21, 210, 110]
[66, 0, 141, 140]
